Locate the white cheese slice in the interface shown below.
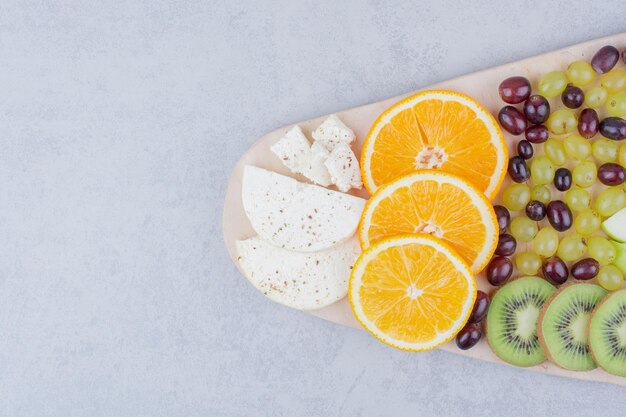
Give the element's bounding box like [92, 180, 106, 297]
[241, 165, 365, 251]
[324, 143, 363, 192]
[312, 114, 356, 151]
[269, 125, 310, 173]
[236, 235, 360, 310]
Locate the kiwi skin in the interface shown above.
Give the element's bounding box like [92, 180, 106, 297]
[536, 282, 602, 371]
[587, 289, 626, 375]
[485, 276, 553, 368]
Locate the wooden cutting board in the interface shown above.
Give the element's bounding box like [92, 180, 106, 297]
[223, 32, 626, 386]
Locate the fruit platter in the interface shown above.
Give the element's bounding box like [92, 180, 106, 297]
[223, 33, 626, 386]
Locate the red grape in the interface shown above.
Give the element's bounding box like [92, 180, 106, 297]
[542, 257, 569, 285]
[571, 258, 600, 280]
[499, 76, 532, 104]
[591, 45, 620, 74]
[498, 106, 528, 135]
[524, 95, 550, 125]
[547, 200, 572, 231]
[578, 108, 599, 138]
[456, 323, 482, 350]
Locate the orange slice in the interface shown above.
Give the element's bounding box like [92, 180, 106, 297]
[359, 170, 498, 273]
[361, 90, 507, 199]
[349, 234, 476, 351]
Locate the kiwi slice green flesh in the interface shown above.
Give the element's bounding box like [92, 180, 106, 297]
[487, 276, 556, 367]
[538, 284, 608, 371]
[589, 289, 626, 377]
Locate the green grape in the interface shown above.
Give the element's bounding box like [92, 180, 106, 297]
[547, 108, 577, 135]
[606, 92, 626, 117]
[544, 139, 567, 165]
[538, 70, 568, 98]
[563, 134, 591, 160]
[585, 86, 608, 108]
[595, 187, 626, 217]
[592, 139, 618, 163]
[566, 61, 595, 86]
[573, 208, 601, 236]
[619, 143, 626, 167]
[572, 160, 597, 188]
[510, 216, 538, 242]
[587, 236, 616, 265]
[502, 183, 531, 211]
[533, 227, 559, 257]
[530, 156, 555, 185]
[600, 70, 626, 93]
[597, 265, 624, 291]
[530, 185, 551, 205]
[564, 187, 591, 211]
[515, 251, 542, 275]
[557, 233, 587, 261]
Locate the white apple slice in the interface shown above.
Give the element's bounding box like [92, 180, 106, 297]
[236, 236, 360, 310]
[601, 207, 626, 242]
[241, 165, 366, 251]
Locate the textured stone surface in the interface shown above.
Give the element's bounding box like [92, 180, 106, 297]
[1, 1, 626, 416]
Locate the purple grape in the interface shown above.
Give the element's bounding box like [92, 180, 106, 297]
[468, 291, 490, 323]
[553, 167, 572, 191]
[542, 257, 569, 285]
[517, 140, 533, 160]
[498, 106, 528, 135]
[547, 200, 572, 232]
[456, 323, 482, 350]
[499, 76, 532, 104]
[561, 84, 584, 109]
[524, 95, 550, 125]
[494, 205, 510, 234]
[525, 200, 547, 221]
[525, 125, 549, 143]
[578, 108, 599, 139]
[508, 156, 530, 183]
[599, 117, 626, 140]
[486, 256, 513, 286]
[591, 45, 620, 74]
[571, 258, 600, 280]
[495, 234, 517, 256]
[598, 163, 626, 186]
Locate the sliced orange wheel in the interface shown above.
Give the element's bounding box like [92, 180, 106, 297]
[349, 234, 476, 351]
[361, 90, 507, 199]
[359, 170, 498, 273]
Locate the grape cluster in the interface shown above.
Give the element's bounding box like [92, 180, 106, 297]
[489, 44, 626, 292]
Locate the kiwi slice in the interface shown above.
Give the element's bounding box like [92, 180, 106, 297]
[538, 284, 608, 371]
[487, 276, 556, 367]
[589, 289, 626, 377]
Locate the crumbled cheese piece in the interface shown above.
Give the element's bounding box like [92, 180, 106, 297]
[236, 235, 360, 310]
[312, 114, 356, 151]
[270, 125, 310, 173]
[324, 143, 363, 192]
[304, 141, 331, 186]
[241, 165, 366, 252]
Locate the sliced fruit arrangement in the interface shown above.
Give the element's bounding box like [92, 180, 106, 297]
[538, 283, 607, 371]
[349, 235, 476, 351]
[486, 276, 556, 367]
[234, 39, 626, 379]
[589, 289, 626, 377]
[360, 90, 508, 199]
[358, 170, 498, 273]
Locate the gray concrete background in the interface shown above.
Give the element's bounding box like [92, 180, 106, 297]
[1, 1, 626, 416]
